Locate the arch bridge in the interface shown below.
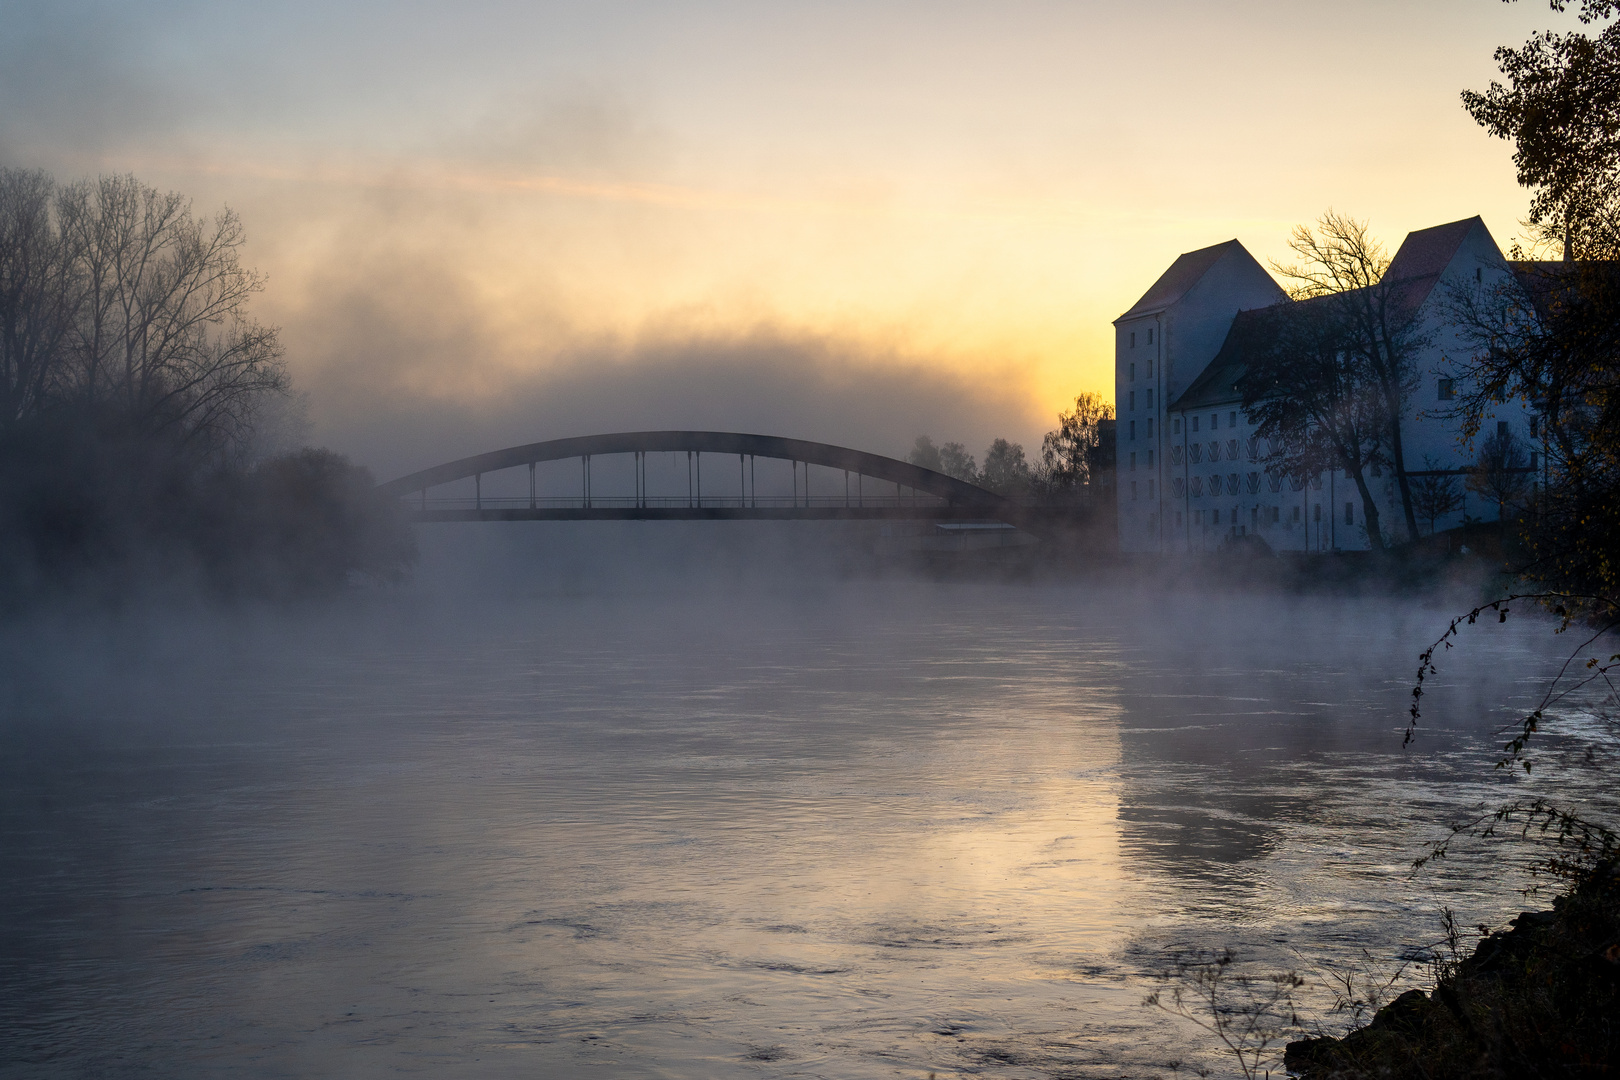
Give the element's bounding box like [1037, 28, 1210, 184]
[378, 430, 1062, 533]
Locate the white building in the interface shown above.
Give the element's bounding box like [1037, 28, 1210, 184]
[1114, 217, 1536, 553]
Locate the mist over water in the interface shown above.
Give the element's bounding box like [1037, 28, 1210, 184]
[1, 525, 1611, 1078]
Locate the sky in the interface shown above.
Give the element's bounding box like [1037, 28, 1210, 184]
[0, 0, 1572, 478]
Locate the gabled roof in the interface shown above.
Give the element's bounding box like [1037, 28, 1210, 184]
[1382, 216, 1485, 313]
[1170, 308, 1266, 411]
[1116, 239, 1251, 322]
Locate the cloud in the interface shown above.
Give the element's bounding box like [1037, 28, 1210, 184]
[301, 322, 1044, 483]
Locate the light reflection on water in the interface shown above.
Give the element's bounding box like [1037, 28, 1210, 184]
[0, 546, 1612, 1077]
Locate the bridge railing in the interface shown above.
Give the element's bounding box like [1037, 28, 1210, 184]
[407, 494, 957, 511]
[401, 492, 1098, 512]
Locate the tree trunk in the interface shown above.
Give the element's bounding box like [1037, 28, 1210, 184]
[1348, 467, 1386, 551]
[1384, 387, 1420, 542]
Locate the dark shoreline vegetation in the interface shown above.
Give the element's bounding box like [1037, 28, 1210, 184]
[0, 168, 415, 609]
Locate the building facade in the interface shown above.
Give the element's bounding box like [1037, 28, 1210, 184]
[1115, 217, 1535, 553]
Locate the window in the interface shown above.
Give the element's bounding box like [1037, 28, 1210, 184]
[1146, 389, 1154, 408]
[1498, 420, 1509, 437]
[1196, 509, 1204, 525]
[1251, 507, 1258, 527]
[1246, 471, 1259, 494]
[1192, 415, 1200, 433]
[1229, 411, 1237, 427]
[1130, 362, 1136, 381]
[1147, 449, 1155, 467]
[1438, 377, 1455, 401]
[1211, 413, 1219, 430]
[1345, 501, 1354, 525]
[1189, 443, 1202, 463]
[1271, 506, 1280, 523]
[1129, 420, 1136, 440]
[1227, 439, 1239, 459]
[1129, 391, 1136, 410]
[1173, 478, 1185, 497]
[1129, 452, 1136, 471]
[1190, 476, 1203, 496]
[1530, 451, 1538, 469]
[1130, 332, 1136, 348]
[1268, 473, 1282, 493]
[1174, 418, 1181, 435]
[1171, 445, 1183, 465]
[1147, 418, 1154, 439]
[1131, 481, 1138, 500]
[1212, 508, 1221, 524]
[1147, 328, 1154, 345]
[1313, 504, 1321, 522]
[1148, 359, 1154, 377]
[1475, 267, 1482, 283]
[1292, 506, 1301, 523]
[1228, 472, 1240, 494]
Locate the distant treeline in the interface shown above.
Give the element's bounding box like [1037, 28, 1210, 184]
[0, 168, 413, 604]
[907, 391, 1114, 497]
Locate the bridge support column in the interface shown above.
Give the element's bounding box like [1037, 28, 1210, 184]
[529, 462, 535, 510]
[696, 451, 701, 508]
[750, 455, 756, 508]
[475, 472, 481, 510]
[687, 451, 693, 508]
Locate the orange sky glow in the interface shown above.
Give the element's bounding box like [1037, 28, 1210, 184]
[0, 0, 1576, 472]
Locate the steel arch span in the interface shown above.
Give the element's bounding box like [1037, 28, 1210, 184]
[376, 429, 1041, 530]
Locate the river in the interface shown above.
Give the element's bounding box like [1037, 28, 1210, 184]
[1, 524, 1611, 1078]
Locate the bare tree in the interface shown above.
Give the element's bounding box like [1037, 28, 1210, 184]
[1236, 293, 1392, 549]
[1271, 212, 1427, 541]
[1468, 425, 1531, 522]
[57, 174, 286, 453]
[1410, 456, 1465, 535]
[0, 169, 82, 428]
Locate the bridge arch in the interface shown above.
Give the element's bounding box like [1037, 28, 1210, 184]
[377, 430, 1033, 527]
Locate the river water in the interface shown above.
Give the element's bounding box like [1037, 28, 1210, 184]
[1, 525, 1613, 1078]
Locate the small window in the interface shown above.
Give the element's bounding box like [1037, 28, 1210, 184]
[1129, 452, 1136, 471]
[1129, 420, 1136, 440]
[1192, 415, 1200, 432]
[1130, 332, 1136, 348]
[1211, 413, 1219, 430]
[1271, 506, 1279, 523]
[1147, 418, 1154, 439]
[1229, 411, 1237, 427]
[1438, 377, 1455, 401]
[1345, 501, 1354, 525]
[1212, 508, 1221, 524]
[1148, 359, 1154, 377]
[1147, 389, 1154, 408]
[1131, 481, 1138, 500]
[1313, 503, 1321, 522]
[1129, 390, 1136, 411]
[1530, 451, 1538, 469]
[1174, 418, 1181, 435]
[1147, 328, 1154, 345]
[1475, 267, 1482, 283]
[1498, 420, 1510, 437]
[1292, 506, 1301, 522]
[1147, 449, 1155, 467]
[1129, 362, 1136, 381]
